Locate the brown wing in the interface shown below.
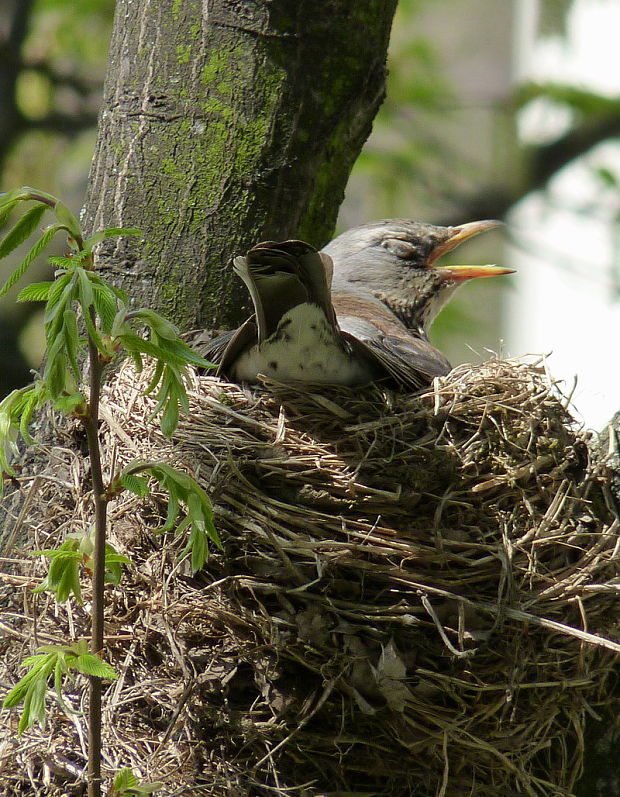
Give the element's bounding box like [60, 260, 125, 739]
[333, 291, 451, 391]
[340, 322, 450, 391]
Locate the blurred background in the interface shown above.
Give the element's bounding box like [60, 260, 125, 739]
[1, 0, 619, 429]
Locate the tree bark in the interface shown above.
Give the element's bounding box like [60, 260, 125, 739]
[82, 0, 398, 330]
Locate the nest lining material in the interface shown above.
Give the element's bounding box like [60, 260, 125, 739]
[0, 355, 619, 796]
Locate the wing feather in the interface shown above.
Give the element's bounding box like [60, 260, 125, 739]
[339, 316, 450, 391]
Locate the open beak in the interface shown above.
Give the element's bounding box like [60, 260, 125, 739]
[427, 219, 514, 281]
[436, 263, 515, 281]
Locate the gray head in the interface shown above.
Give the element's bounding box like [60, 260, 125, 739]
[323, 219, 510, 332]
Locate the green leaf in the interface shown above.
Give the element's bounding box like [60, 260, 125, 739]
[151, 464, 191, 491]
[89, 273, 129, 306]
[75, 654, 117, 680]
[32, 545, 81, 560]
[160, 395, 179, 437]
[20, 673, 48, 733]
[66, 639, 89, 657]
[61, 307, 82, 381]
[111, 767, 164, 796]
[104, 550, 131, 587]
[1, 636, 124, 734]
[144, 362, 170, 408]
[142, 359, 164, 396]
[160, 487, 180, 533]
[75, 269, 106, 353]
[150, 364, 189, 414]
[145, 464, 221, 565]
[129, 783, 164, 795]
[53, 391, 87, 417]
[32, 538, 83, 602]
[102, 541, 131, 585]
[172, 373, 190, 413]
[187, 490, 206, 528]
[0, 204, 47, 260]
[19, 385, 44, 445]
[105, 552, 132, 565]
[2, 652, 56, 733]
[83, 227, 142, 252]
[120, 472, 151, 497]
[82, 308, 105, 355]
[2, 679, 31, 709]
[52, 658, 82, 716]
[132, 308, 179, 340]
[113, 769, 137, 792]
[0, 383, 47, 462]
[0, 389, 26, 477]
[2, 662, 43, 707]
[44, 337, 69, 400]
[0, 203, 18, 227]
[0, 189, 23, 224]
[143, 362, 190, 437]
[44, 272, 73, 325]
[45, 325, 67, 367]
[157, 337, 214, 369]
[120, 331, 214, 370]
[0, 187, 32, 205]
[173, 515, 191, 538]
[185, 526, 208, 573]
[92, 282, 119, 334]
[128, 349, 143, 372]
[53, 201, 81, 240]
[118, 333, 190, 367]
[48, 252, 89, 270]
[75, 266, 94, 308]
[0, 225, 60, 298]
[56, 559, 83, 603]
[16, 281, 54, 303]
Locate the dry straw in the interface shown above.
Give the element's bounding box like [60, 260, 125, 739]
[1, 356, 618, 796]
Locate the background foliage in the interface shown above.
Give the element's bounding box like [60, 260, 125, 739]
[1, 0, 619, 397]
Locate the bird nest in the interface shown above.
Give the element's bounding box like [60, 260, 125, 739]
[1, 356, 619, 796]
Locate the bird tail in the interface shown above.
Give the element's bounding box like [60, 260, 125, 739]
[233, 241, 336, 342]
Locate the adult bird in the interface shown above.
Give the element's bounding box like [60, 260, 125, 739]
[202, 219, 513, 391]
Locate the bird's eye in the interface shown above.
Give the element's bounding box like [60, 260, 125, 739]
[381, 238, 419, 260]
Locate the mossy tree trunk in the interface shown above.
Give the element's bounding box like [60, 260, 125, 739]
[83, 0, 398, 330]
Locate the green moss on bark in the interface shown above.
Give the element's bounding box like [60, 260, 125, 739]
[84, 0, 398, 328]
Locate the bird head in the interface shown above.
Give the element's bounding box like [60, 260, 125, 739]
[324, 219, 513, 333]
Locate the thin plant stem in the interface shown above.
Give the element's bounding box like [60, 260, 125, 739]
[84, 306, 107, 797]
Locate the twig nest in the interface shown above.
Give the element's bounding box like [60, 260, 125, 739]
[1, 356, 618, 796]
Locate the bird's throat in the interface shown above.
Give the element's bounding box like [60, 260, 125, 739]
[376, 279, 459, 335]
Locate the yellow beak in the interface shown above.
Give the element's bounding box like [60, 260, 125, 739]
[426, 219, 513, 281]
[427, 219, 503, 263]
[435, 263, 515, 281]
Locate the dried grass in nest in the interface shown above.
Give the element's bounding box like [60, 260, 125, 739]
[1, 356, 619, 796]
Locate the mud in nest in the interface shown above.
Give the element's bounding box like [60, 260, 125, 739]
[1, 357, 619, 796]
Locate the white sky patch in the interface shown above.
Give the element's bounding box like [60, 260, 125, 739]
[507, 0, 620, 431]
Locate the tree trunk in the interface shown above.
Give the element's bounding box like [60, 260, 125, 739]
[82, 0, 398, 330]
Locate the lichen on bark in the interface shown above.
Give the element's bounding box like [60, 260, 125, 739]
[83, 0, 398, 329]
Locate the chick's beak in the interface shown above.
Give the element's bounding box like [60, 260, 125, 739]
[427, 219, 514, 281]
